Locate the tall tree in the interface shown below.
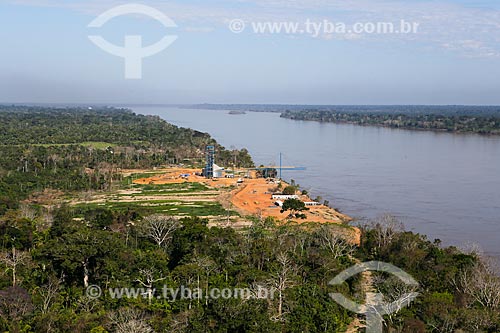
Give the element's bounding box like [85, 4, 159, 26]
[142, 215, 181, 249]
[0, 247, 30, 286]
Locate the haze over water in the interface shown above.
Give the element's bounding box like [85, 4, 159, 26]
[135, 106, 500, 257]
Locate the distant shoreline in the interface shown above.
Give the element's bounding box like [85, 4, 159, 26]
[132, 104, 500, 136]
[280, 110, 500, 136]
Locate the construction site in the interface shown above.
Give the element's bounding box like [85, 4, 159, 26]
[131, 146, 352, 225]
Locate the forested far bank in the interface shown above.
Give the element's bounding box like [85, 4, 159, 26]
[281, 109, 500, 135]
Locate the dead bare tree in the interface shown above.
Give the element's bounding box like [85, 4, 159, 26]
[36, 276, 63, 314]
[169, 310, 192, 333]
[453, 260, 500, 309]
[370, 214, 404, 250]
[135, 268, 166, 305]
[142, 215, 181, 249]
[290, 228, 310, 256]
[461, 308, 497, 332]
[267, 252, 298, 322]
[317, 224, 356, 259]
[108, 308, 154, 333]
[427, 316, 457, 333]
[376, 276, 420, 327]
[191, 255, 216, 305]
[0, 247, 30, 286]
[76, 295, 98, 313]
[460, 242, 484, 257]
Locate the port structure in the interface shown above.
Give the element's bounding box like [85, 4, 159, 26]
[205, 148, 304, 179]
[250, 153, 306, 179]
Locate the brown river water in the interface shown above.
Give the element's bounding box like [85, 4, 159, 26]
[134, 106, 500, 257]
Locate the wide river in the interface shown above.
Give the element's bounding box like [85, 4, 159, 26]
[133, 106, 500, 257]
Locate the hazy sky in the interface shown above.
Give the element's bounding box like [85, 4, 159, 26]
[1, 0, 500, 105]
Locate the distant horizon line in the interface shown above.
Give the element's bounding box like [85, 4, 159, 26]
[2, 102, 500, 107]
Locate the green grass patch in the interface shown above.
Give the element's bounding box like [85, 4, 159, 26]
[74, 200, 238, 217]
[140, 182, 211, 193]
[80, 141, 116, 149]
[121, 181, 213, 193]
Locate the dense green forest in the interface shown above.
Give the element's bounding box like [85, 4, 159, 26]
[0, 106, 253, 209]
[280, 110, 500, 134]
[1, 207, 499, 332]
[0, 106, 498, 332]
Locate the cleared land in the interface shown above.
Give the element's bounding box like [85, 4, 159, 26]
[32, 166, 359, 243]
[131, 167, 355, 232]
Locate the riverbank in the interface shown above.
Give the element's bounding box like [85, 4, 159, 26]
[131, 167, 353, 223]
[280, 110, 500, 135]
[132, 106, 500, 257]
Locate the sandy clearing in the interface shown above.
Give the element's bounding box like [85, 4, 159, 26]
[128, 168, 359, 243]
[131, 167, 352, 224]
